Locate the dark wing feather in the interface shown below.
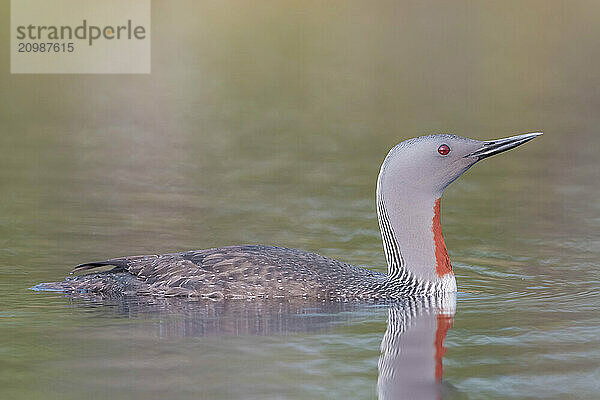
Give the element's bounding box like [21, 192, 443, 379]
[72, 255, 156, 273]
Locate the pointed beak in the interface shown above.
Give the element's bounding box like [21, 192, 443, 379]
[466, 132, 543, 160]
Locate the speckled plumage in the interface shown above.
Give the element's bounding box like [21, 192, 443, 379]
[48, 245, 393, 300]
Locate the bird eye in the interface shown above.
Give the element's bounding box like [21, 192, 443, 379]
[438, 144, 451, 156]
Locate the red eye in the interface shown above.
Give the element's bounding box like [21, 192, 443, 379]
[438, 144, 451, 155]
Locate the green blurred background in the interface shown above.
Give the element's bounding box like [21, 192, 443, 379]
[1, 0, 598, 262]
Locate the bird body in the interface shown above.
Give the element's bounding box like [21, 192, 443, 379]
[37, 132, 542, 300]
[57, 245, 388, 299]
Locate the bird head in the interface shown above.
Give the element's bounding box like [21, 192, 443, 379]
[379, 132, 543, 197]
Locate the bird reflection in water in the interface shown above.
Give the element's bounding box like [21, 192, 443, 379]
[65, 293, 457, 399]
[378, 293, 457, 400]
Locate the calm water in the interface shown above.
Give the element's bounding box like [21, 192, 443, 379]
[1, 1, 600, 399]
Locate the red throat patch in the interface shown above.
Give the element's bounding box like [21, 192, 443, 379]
[433, 198, 452, 277]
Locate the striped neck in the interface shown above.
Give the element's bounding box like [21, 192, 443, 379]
[376, 173, 456, 294]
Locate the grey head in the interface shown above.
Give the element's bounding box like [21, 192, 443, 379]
[379, 132, 543, 198]
[376, 132, 542, 293]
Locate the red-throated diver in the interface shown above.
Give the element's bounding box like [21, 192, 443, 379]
[37, 132, 541, 300]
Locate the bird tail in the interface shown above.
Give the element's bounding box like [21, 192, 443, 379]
[30, 281, 74, 292]
[29, 259, 130, 293]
